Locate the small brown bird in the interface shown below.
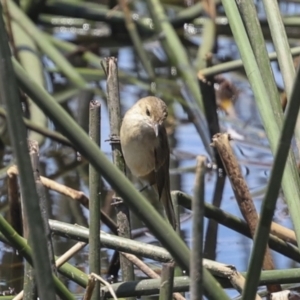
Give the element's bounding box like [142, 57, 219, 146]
[120, 96, 177, 229]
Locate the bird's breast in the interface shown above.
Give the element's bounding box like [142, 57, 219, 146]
[120, 119, 157, 178]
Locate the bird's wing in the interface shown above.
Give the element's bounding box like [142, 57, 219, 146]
[154, 124, 169, 198]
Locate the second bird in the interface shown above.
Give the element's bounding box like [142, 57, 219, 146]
[120, 96, 177, 229]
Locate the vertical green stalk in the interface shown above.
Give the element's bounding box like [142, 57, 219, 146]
[118, 0, 155, 81]
[260, 0, 300, 155]
[190, 156, 206, 300]
[146, 0, 203, 110]
[172, 193, 183, 282]
[195, 19, 216, 71]
[262, 0, 295, 98]
[88, 101, 101, 300]
[11, 20, 46, 145]
[242, 51, 300, 300]
[0, 3, 56, 299]
[221, 0, 300, 247]
[236, 0, 282, 115]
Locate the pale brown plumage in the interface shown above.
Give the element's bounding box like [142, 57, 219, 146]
[120, 96, 176, 229]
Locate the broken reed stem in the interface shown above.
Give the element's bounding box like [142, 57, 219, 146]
[88, 100, 101, 300]
[28, 140, 56, 275]
[104, 57, 134, 293]
[159, 263, 175, 300]
[83, 275, 96, 300]
[190, 156, 206, 300]
[211, 133, 281, 293]
[114, 196, 135, 287]
[202, 260, 261, 299]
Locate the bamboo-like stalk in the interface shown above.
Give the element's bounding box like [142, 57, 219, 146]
[0, 107, 72, 147]
[261, 0, 300, 156]
[236, 0, 282, 120]
[4, 0, 88, 90]
[198, 47, 300, 77]
[174, 191, 300, 262]
[0, 5, 57, 299]
[50, 219, 172, 260]
[13, 56, 229, 299]
[104, 58, 125, 173]
[114, 202, 134, 289]
[221, 0, 300, 248]
[118, 0, 155, 80]
[23, 258, 36, 299]
[104, 57, 135, 294]
[10, 20, 46, 145]
[262, 0, 295, 98]
[190, 156, 206, 300]
[88, 101, 101, 300]
[171, 193, 183, 282]
[30, 140, 57, 273]
[195, 19, 216, 71]
[53, 87, 81, 104]
[242, 48, 300, 300]
[159, 263, 175, 300]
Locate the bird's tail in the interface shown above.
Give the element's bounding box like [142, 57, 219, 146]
[161, 187, 177, 230]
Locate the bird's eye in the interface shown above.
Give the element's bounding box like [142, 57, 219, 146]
[146, 108, 150, 116]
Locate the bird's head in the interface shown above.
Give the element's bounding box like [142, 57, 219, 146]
[136, 96, 168, 137]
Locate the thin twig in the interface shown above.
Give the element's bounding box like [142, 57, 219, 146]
[91, 273, 118, 300]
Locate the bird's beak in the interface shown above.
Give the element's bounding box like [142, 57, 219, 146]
[153, 123, 159, 137]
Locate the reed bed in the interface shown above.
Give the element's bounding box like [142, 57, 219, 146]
[0, 0, 300, 299]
